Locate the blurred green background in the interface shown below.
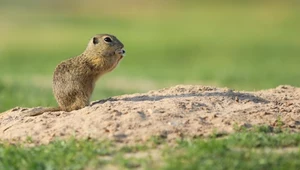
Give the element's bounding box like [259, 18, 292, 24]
[0, 0, 300, 112]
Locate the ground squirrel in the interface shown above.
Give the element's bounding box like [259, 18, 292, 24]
[23, 34, 125, 116]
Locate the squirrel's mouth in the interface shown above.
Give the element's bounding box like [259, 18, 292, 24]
[116, 48, 125, 58]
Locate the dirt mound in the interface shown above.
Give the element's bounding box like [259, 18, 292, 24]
[1, 85, 300, 145]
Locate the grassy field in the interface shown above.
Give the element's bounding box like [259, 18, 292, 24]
[1, 127, 299, 170]
[1, 1, 300, 169]
[1, 0, 300, 112]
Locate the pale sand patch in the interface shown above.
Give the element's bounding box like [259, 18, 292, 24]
[0, 85, 299, 145]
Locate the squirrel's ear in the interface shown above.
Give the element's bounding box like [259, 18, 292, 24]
[92, 37, 99, 44]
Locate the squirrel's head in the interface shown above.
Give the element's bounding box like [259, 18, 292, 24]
[87, 34, 125, 59]
[85, 34, 125, 73]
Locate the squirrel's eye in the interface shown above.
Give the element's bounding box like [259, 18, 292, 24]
[104, 37, 112, 42]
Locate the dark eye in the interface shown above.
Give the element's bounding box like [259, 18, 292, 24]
[104, 37, 112, 42]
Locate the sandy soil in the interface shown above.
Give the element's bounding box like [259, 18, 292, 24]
[1, 85, 300, 145]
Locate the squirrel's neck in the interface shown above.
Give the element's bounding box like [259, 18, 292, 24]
[77, 53, 111, 75]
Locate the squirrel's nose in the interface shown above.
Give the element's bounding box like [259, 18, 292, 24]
[122, 49, 125, 54]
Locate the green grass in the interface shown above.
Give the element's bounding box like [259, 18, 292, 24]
[165, 133, 300, 170]
[1, 1, 300, 112]
[0, 130, 299, 170]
